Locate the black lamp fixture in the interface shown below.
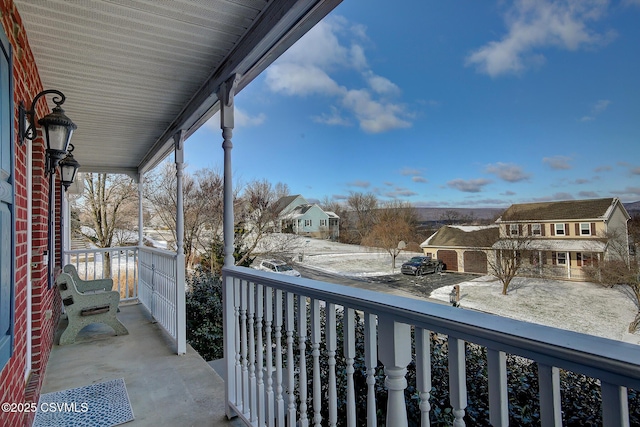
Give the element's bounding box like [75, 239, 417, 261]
[19, 89, 77, 288]
[59, 144, 81, 191]
[19, 89, 77, 172]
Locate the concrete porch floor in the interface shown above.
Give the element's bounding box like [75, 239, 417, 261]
[41, 303, 243, 427]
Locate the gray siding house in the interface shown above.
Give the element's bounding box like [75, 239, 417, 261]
[274, 195, 339, 239]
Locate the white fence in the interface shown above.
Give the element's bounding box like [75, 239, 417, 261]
[222, 265, 640, 427]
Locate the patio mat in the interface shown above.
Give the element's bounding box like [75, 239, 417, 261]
[33, 378, 134, 427]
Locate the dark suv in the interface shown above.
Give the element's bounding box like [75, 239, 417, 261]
[401, 256, 445, 276]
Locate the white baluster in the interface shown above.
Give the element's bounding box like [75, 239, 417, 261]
[448, 337, 467, 427]
[310, 299, 322, 427]
[248, 282, 257, 421]
[378, 316, 411, 427]
[274, 289, 285, 427]
[285, 292, 296, 427]
[256, 283, 265, 425]
[223, 273, 237, 419]
[344, 308, 356, 427]
[234, 278, 242, 408]
[487, 349, 508, 427]
[240, 280, 249, 413]
[538, 364, 561, 427]
[601, 382, 630, 427]
[326, 303, 338, 427]
[364, 313, 377, 427]
[298, 295, 309, 427]
[265, 286, 275, 427]
[415, 328, 431, 427]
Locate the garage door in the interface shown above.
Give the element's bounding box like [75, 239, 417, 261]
[464, 251, 487, 274]
[437, 250, 457, 272]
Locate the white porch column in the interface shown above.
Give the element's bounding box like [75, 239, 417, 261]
[221, 74, 239, 268]
[174, 131, 187, 355]
[137, 172, 144, 247]
[221, 74, 240, 420]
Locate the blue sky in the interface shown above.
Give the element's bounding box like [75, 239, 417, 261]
[183, 0, 640, 208]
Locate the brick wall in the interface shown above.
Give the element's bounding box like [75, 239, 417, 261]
[1, 1, 62, 425]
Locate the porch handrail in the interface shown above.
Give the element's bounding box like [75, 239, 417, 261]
[223, 265, 639, 427]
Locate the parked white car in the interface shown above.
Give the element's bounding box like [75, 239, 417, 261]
[257, 259, 301, 277]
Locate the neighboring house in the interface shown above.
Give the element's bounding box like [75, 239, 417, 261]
[274, 195, 339, 239]
[420, 225, 500, 274]
[494, 197, 630, 281]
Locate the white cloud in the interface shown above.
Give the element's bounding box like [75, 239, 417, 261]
[466, 0, 616, 77]
[346, 180, 371, 188]
[580, 99, 611, 121]
[485, 162, 531, 182]
[264, 16, 412, 133]
[543, 155, 573, 170]
[447, 178, 492, 193]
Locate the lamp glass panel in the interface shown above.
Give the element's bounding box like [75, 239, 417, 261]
[44, 124, 72, 152]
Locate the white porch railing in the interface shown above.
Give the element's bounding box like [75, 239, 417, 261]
[222, 266, 640, 427]
[64, 246, 139, 301]
[138, 246, 186, 353]
[64, 245, 186, 354]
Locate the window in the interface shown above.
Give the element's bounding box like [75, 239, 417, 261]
[319, 219, 327, 227]
[580, 223, 591, 236]
[0, 28, 14, 370]
[554, 252, 567, 265]
[531, 224, 541, 236]
[304, 219, 312, 227]
[509, 224, 519, 236]
[578, 252, 594, 266]
[555, 224, 565, 236]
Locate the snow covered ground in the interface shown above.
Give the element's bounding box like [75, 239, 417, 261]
[282, 236, 640, 345]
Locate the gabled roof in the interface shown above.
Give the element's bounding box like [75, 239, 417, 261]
[421, 225, 499, 248]
[497, 198, 626, 222]
[273, 194, 306, 215]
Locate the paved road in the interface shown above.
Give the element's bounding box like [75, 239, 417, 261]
[294, 263, 477, 302]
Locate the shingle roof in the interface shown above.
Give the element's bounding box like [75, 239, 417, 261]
[273, 195, 304, 214]
[498, 198, 616, 222]
[421, 225, 499, 248]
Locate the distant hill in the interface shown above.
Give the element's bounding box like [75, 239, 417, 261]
[414, 207, 504, 223]
[625, 201, 640, 215]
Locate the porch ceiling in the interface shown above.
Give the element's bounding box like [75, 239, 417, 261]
[14, 0, 340, 175]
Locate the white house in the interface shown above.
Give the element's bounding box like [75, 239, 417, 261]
[274, 195, 339, 239]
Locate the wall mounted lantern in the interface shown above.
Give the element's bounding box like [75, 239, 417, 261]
[19, 89, 77, 172]
[59, 144, 80, 190]
[19, 89, 77, 288]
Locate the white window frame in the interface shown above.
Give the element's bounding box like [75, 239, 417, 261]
[531, 223, 541, 236]
[509, 224, 519, 236]
[304, 219, 312, 227]
[556, 252, 567, 265]
[555, 223, 565, 236]
[580, 223, 591, 236]
[319, 219, 327, 227]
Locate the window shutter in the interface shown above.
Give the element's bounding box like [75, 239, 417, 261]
[565, 223, 569, 235]
[541, 224, 546, 236]
[541, 252, 547, 264]
[0, 28, 14, 370]
[591, 223, 596, 235]
[528, 224, 532, 235]
[575, 223, 579, 236]
[576, 253, 582, 267]
[518, 224, 523, 235]
[551, 252, 557, 265]
[550, 225, 555, 236]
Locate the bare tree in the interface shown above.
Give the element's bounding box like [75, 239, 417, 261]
[362, 200, 417, 268]
[234, 179, 288, 266]
[345, 191, 378, 243]
[76, 173, 138, 277]
[144, 163, 223, 267]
